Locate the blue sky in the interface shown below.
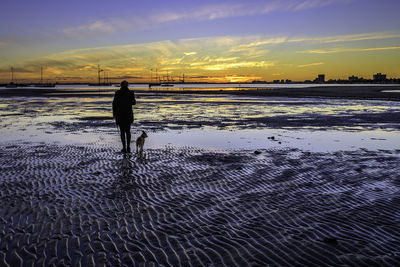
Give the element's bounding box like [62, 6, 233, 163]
[1, 0, 399, 82]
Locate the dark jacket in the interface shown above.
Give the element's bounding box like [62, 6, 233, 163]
[112, 87, 136, 125]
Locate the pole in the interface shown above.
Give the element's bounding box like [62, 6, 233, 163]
[98, 64, 100, 85]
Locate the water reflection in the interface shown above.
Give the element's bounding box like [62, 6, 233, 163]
[121, 153, 133, 178]
[2, 94, 399, 131]
[1, 92, 400, 153]
[120, 152, 147, 178]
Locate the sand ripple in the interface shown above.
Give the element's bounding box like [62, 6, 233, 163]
[0, 143, 400, 266]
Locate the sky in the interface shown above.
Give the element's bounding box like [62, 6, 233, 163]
[0, 0, 399, 83]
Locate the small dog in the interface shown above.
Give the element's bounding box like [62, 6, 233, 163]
[136, 131, 148, 154]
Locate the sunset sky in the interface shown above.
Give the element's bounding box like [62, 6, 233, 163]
[1, 0, 399, 83]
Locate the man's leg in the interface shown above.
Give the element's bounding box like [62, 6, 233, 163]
[126, 125, 131, 153]
[119, 125, 127, 152]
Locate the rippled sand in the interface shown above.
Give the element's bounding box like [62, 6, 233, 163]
[1, 143, 400, 266]
[1, 89, 400, 265]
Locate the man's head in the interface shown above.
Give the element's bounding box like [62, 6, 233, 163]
[120, 80, 129, 88]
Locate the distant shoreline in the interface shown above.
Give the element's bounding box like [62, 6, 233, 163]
[1, 85, 400, 101]
[1, 81, 400, 86]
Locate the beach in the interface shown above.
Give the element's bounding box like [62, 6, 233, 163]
[1, 86, 400, 266]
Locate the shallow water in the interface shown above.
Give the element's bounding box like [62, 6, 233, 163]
[8, 83, 398, 90]
[1, 92, 400, 152]
[381, 90, 400, 93]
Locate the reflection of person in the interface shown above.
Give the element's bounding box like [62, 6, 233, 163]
[113, 80, 136, 153]
[121, 153, 133, 177]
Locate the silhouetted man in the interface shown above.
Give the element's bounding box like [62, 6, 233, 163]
[113, 80, 136, 153]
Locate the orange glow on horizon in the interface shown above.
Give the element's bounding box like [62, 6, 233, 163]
[1, 32, 399, 83]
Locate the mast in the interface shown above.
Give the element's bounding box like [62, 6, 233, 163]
[11, 67, 14, 83]
[97, 64, 101, 85]
[40, 67, 43, 84]
[156, 69, 158, 83]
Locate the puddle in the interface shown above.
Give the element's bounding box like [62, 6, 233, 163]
[382, 90, 400, 93]
[2, 127, 399, 153]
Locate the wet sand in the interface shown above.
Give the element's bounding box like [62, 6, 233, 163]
[1, 143, 400, 266]
[1, 88, 400, 265]
[235, 85, 400, 101]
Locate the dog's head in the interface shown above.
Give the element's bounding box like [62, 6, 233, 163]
[141, 131, 148, 138]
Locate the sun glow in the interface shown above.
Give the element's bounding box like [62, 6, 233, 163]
[1, 31, 399, 83]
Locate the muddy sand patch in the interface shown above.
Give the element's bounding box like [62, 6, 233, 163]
[0, 143, 400, 266]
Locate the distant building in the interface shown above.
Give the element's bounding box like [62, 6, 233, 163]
[314, 74, 325, 83]
[349, 75, 359, 82]
[373, 73, 387, 82]
[348, 75, 367, 83]
[252, 80, 267, 84]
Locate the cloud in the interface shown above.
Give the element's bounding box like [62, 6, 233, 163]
[157, 0, 356, 22]
[224, 75, 263, 83]
[62, 4, 256, 38]
[235, 31, 400, 48]
[287, 0, 354, 11]
[298, 62, 325, 68]
[225, 31, 400, 57]
[193, 74, 262, 83]
[290, 32, 400, 44]
[0, 58, 78, 74]
[202, 61, 274, 71]
[230, 37, 287, 52]
[3, 29, 397, 82]
[63, 20, 117, 38]
[189, 57, 239, 66]
[0, 36, 258, 79]
[154, 3, 256, 23]
[62, 3, 253, 38]
[298, 46, 400, 54]
[0, 66, 35, 73]
[110, 75, 144, 79]
[61, 0, 356, 38]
